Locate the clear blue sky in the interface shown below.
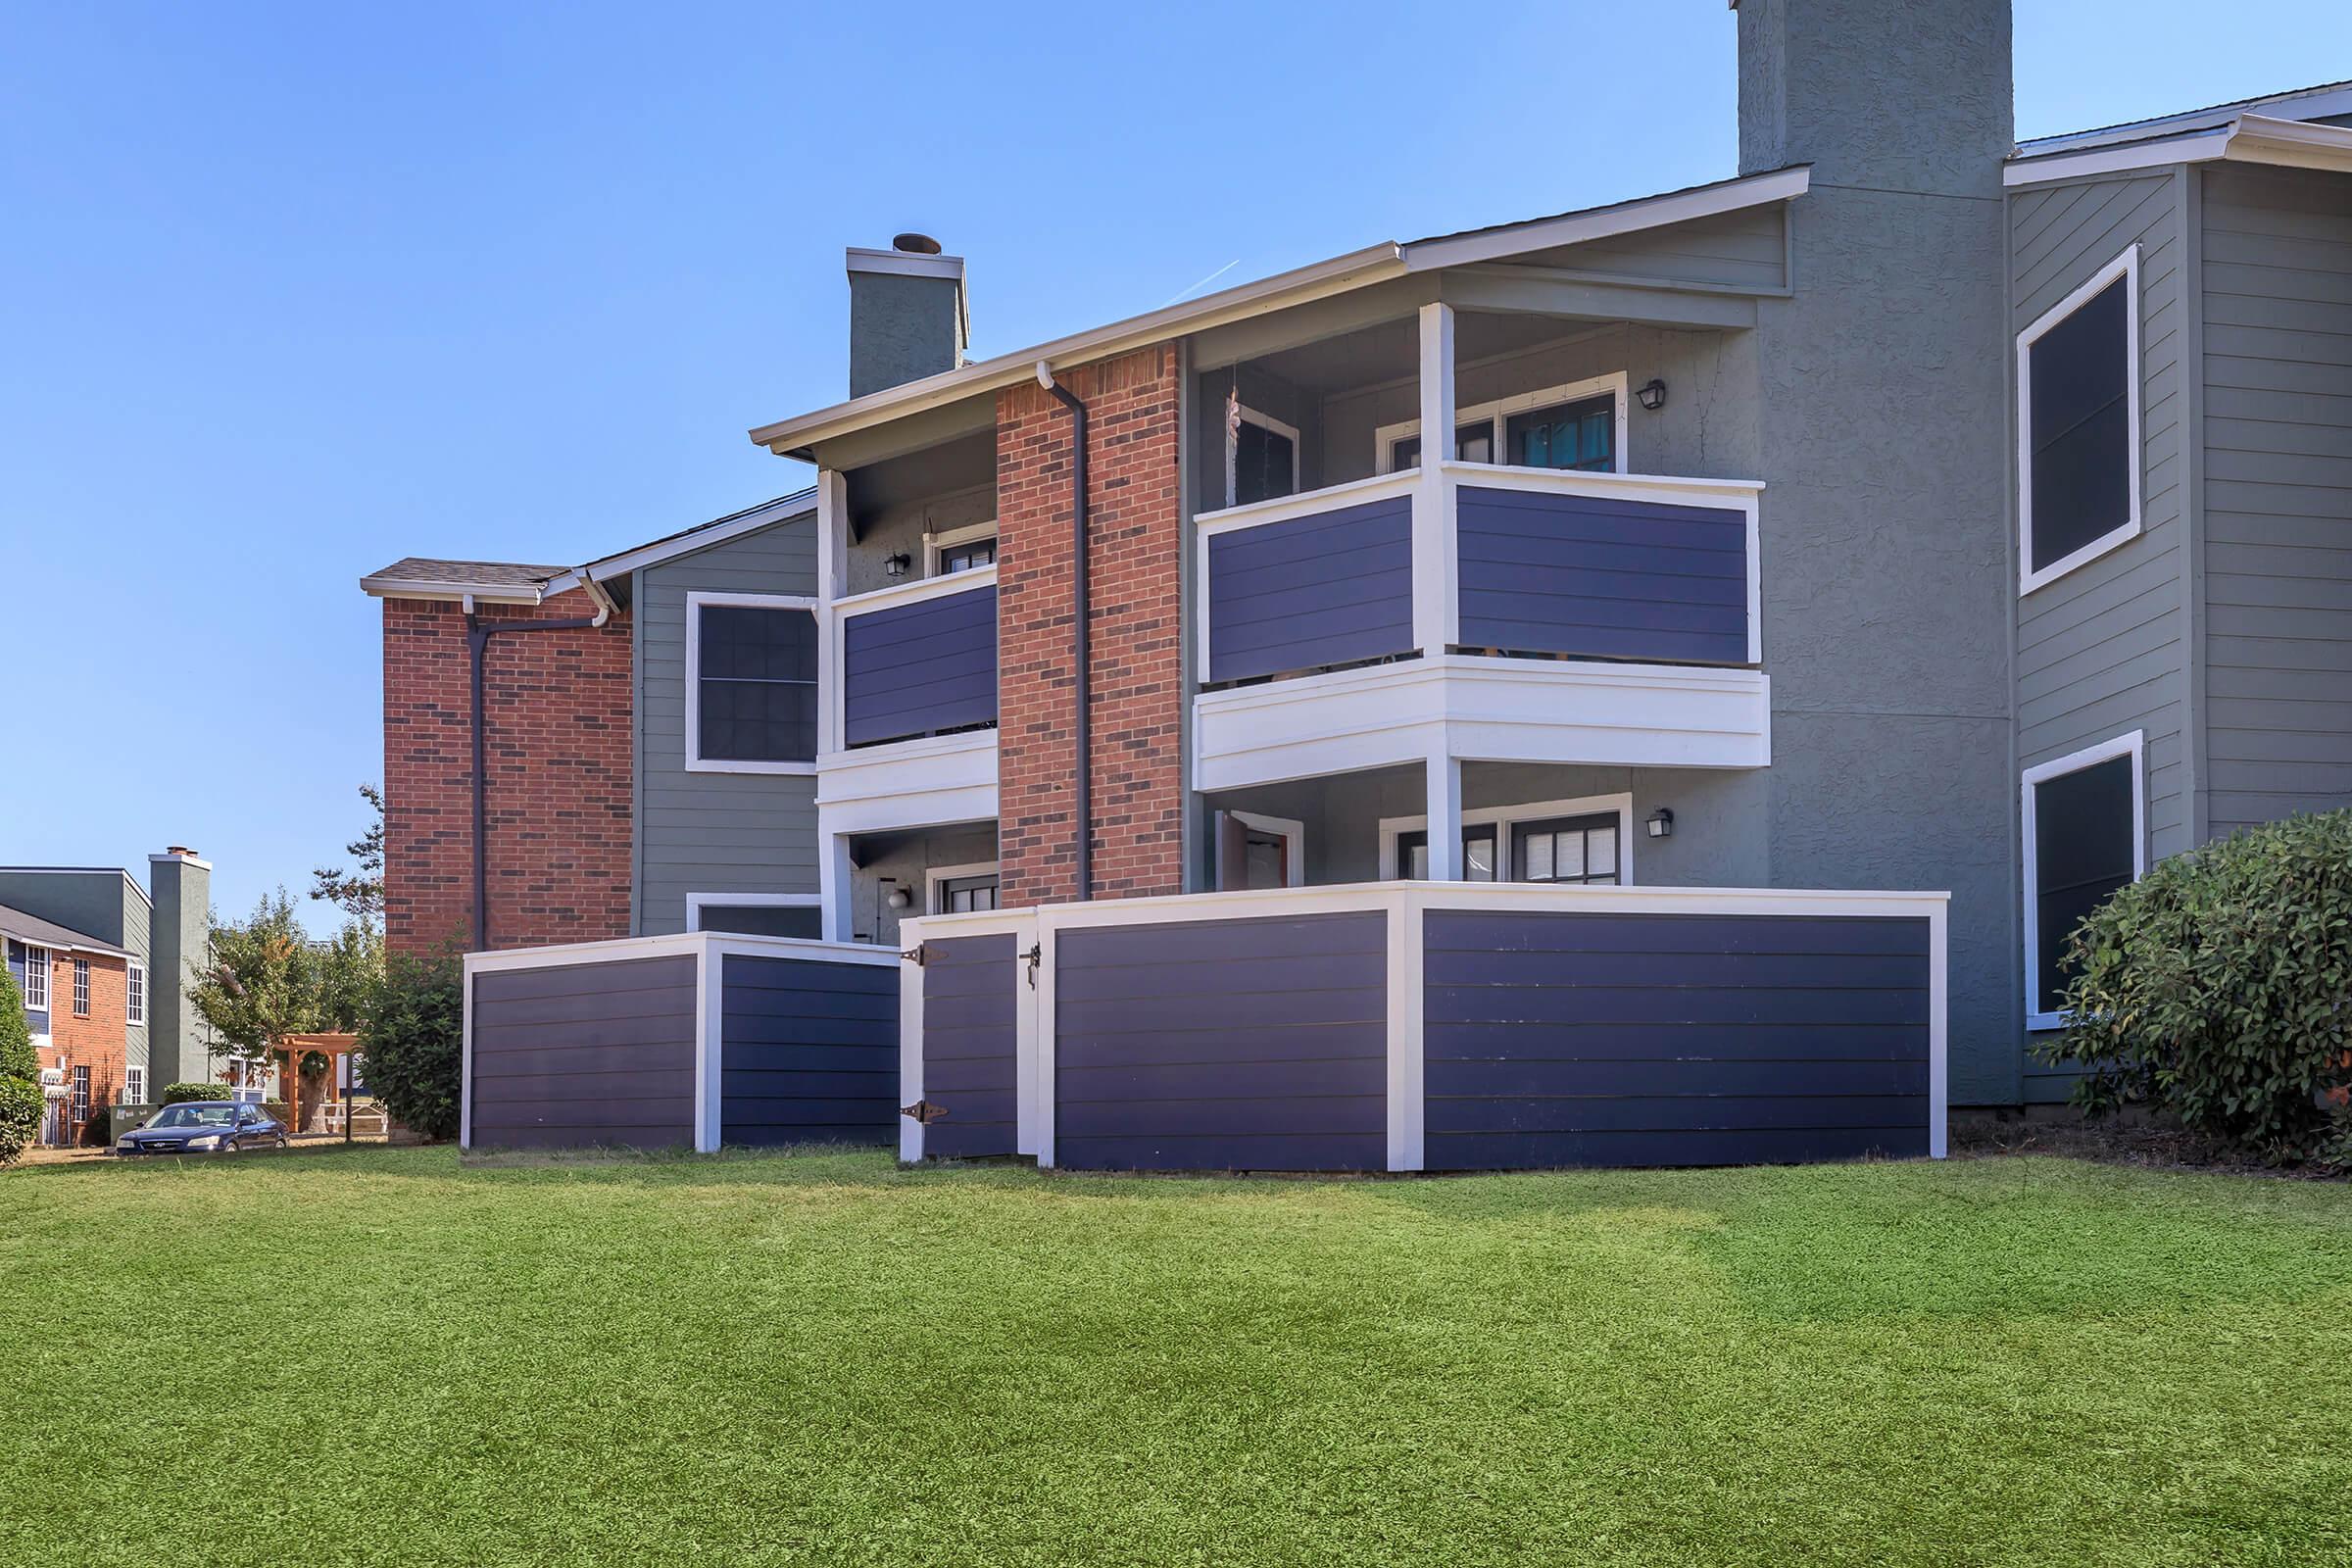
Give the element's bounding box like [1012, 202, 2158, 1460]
[4, 1, 2346, 934]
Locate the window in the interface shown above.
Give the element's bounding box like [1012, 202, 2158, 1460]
[1513, 813, 1621, 885]
[686, 593, 819, 771]
[938, 875, 999, 913]
[925, 521, 999, 577]
[73, 958, 89, 1016]
[1375, 373, 1629, 477]
[685, 894, 824, 940]
[21, 946, 46, 1012]
[1396, 824, 1499, 882]
[124, 1067, 144, 1106]
[1225, 406, 1299, 509]
[2019, 245, 2140, 593]
[2023, 732, 2145, 1028]
[125, 961, 145, 1026]
[72, 1066, 89, 1124]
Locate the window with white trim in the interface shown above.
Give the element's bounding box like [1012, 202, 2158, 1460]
[21, 946, 47, 1012]
[925, 520, 999, 577]
[1513, 812, 1621, 886]
[126, 960, 146, 1026]
[124, 1066, 144, 1106]
[686, 594, 819, 770]
[685, 895, 823, 940]
[2019, 245, 2140, 593]
[2023, 732, 2145, 1028]
[73, 958, 89, 1016]
[72, 1065, 89, 1124]
[1378, 374, 1630, 477]
[1225, 405, 1299, 509]
[936, 874, 999, 913]
[1396, 824, 1498, 882]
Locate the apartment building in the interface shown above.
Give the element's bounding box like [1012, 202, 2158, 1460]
[371, 0, 2351, 1162]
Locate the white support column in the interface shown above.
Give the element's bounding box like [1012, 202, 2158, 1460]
[898, 938, 925, 1163]
[818, 823, 855, 944]
[816, 468, 849, 755]
[1424, 747, 1462, 882]
[1385, 891, 1425, 1172]
[694, 936, 722, 1153]
[1412, 301, 1458, 658]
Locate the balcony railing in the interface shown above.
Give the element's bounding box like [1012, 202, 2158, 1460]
[832, 569, 998, 750]
[1196, 464, 1761, 686]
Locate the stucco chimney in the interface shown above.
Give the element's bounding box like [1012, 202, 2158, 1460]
[847, 234, 969, 398]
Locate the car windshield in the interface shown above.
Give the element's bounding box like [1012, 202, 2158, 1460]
[149, 1104, 236, 1128]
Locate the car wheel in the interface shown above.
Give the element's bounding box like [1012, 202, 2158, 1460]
[222, 1139, 238, 1154]
[275, 1134, 289, 1150]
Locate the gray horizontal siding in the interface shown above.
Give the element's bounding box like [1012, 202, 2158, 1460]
[842, 583, 998, 747]
[921, 933, 1018, 1158]
[1206, 494, 1412, 683]
[469, 956, 696, 1149]
[1422, 911, 1932, 1168]
[636, 515, 820, 936]
[1054, 911, 1387, 1171]
[2199, 165, 2352, 838]
[719, 955, 898, 1148]
[1455, 486, 1749, 664]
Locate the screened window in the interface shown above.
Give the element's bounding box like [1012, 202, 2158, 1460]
[691, 903, 822, 940]
[938, 874, 1000, 914]
[73, 959, 89, 1016]
[1228, 409, 1299, 508]
[1396, 825, 1498, 882]
[125, 961, 145, 1026]
[72, 1066, 89, 1123]
[124, 1067, 144, 1106]
[1513, 813, 1620, 885]
[2021, 248, 2138, 589]
[1507, 394, 1616, 472]
[940, 535, 996, 573]
[692, 600, 818, 766]
[2026, 740, 2140, 1023]
[21, 946, 47, 1012]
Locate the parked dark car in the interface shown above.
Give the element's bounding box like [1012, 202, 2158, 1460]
[117, 1102, 287, 1156]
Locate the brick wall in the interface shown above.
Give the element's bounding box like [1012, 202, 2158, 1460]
[995, 345, 1187, 907]
[45, 951, 125, 1144]
[381, 590, 633, 954]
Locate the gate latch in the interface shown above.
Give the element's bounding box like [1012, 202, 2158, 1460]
[901, 1099, 950, 1124]
[1022, 942, 1042, 988]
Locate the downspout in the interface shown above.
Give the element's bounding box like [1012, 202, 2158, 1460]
[464, 570, 615, 948]
[1036, 361, 1092, 902]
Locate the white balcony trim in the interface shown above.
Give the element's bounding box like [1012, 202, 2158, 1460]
[1193, 654, 1770, 791]
[815, 727, 999, 836]
[833, 563, 999, 618]
[1194, 467, 1419, 535]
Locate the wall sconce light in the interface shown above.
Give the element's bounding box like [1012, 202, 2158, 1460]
[885, 884, 911, 910]
[883, 552, 912, 579]
[1645, 808, 1675, 839]
[1636, 378, 1668, 412]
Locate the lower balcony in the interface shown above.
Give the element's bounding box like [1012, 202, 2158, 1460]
[817, 570, 999, 834]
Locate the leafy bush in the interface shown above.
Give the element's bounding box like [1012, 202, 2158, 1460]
[2041, 808, 2352, 1162]
[360, 948, 462, 1142]
[0, 967, 37, 1167]
[162, 1081, 235, 1105]
[0, 1076, 39, 1167]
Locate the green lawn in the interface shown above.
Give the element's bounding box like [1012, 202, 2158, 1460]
[5, 1149, 2350, 1567]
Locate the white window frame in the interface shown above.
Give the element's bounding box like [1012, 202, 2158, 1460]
[684, 590, 821, 775]
[125, 959, 145, 1026]
[2021, 730, 2146, 1031]
[72, 957, 90, 1016]
[1374, 371, 1631, 476]
[2018, 244, 2142, 596]
[124, 1066, 144, 1106]
[925, 860, 1004, 915]
[1223, 405, 1302, 510]
[20, 945, 47, 1012]
[1379, 792, 1636, 885]
[922, 520, 1000, 578]
[684, 892, 823, 932]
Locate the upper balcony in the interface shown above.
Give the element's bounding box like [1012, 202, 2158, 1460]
[1190, 300, 1769, 791]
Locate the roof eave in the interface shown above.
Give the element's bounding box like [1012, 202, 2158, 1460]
[2005, 113, 2352, 188]
[357, 575, 547, 607]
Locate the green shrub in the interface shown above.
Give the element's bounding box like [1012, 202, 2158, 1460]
[161, 1081, 234, 1105]
[2040, 808, 2352, 1162]
[0, 968, 36, 1167]
[0, 1076, 38, 1167]
[360, 948, 462, 1142]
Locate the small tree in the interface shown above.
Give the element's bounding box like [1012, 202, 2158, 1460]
[0, 968, 40, 1167]
[359, 948, 463, 1142]
[190, 889, 322, 1087]
[312, 784, 385, 924]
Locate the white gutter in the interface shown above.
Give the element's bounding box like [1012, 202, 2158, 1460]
[2005, 112, 2352, 188]
[358, 574, 546, 607]
[2014, 81, 2352, 159]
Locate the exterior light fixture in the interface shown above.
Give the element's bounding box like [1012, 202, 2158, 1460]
[885, 886, 911, 910]
[1636, 378, 1668, 412]
[884, 552, 912, 578]
[1645, 808, 1675, 839]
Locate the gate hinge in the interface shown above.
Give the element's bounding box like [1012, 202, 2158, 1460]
[1022, 942, 1042, 988]
[901, 942, 928, 967]
[901, 1099, 950, 1124]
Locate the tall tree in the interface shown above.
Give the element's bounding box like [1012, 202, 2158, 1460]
[312, 783, 385, 924]
[190, 890, 323, 1067]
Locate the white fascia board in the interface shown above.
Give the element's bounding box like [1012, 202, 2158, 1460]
[1399, 167, 1812, 273]
[2005, 113, 2352, 187]
[358, 575, 545, 606]
[2227, 113, 2352, 173]
[2014, 82, 2352, 158]
[746, 244, 1408, 456]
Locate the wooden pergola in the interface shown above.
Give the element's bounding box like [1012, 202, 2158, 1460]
[272, 1032, 361, 1135]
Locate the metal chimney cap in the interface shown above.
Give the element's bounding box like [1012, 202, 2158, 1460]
[891, 232, 943, 256]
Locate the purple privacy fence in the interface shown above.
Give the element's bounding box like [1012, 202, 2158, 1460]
[899, 882, 1946, 1173]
